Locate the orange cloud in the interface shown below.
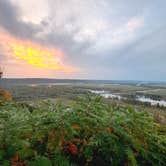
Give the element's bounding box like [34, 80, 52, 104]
[0, 29, 74, 72]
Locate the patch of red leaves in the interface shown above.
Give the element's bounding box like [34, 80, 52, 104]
[68, 143, 78, 155]
[10, 154, 25, 166]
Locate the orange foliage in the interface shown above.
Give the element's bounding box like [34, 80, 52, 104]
[72, 124, 81, 130]
[10, 154, 19, 162]
[0, 89, 12, 101]
[68, 144, 78, 155]
[10, 154, 25, 166]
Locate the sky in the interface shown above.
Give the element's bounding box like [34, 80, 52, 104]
[0, 0, 166, 81]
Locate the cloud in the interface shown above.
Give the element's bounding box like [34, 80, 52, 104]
[0, 0, 166, 80]
[0, 29, 75, 72]
[10, 0, 49, 24]
[0, 0, 42, 39]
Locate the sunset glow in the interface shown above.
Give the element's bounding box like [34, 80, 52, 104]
[0, 30, 73, 72]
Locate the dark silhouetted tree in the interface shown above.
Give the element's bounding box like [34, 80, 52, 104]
[0, 66, 3, 79]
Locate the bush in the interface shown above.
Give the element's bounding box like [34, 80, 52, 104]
[0, 97, 165, 165]
[0, 89, 12, 102]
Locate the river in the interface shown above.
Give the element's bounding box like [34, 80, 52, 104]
[89, 90, 166, 107]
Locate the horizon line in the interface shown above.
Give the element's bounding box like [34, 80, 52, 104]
[1, 78, 166, 83]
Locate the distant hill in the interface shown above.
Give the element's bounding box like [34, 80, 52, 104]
[0, 78, 165, 88]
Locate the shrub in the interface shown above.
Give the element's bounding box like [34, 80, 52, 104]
[0, 97, 165, 165]
[0, 90, 12, 102]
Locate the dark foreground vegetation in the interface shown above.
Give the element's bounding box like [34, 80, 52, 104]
[0, 96, 165, 166]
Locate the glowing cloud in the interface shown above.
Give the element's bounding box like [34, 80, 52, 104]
[0, 30, 74, 72]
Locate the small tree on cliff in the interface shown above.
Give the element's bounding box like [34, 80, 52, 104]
[0, 67, 2, 79]
[0, 67, 12, 101]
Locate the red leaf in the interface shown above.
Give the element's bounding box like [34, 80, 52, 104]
[69, 144, 78, 155]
